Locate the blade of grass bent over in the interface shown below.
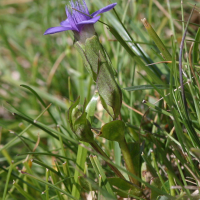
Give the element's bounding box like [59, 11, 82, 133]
[178, 5, 195, 117]
[141, 18, 172, 62]
[108, 26, 163, 84]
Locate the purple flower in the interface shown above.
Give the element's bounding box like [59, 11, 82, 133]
[44, 0, 117, 38]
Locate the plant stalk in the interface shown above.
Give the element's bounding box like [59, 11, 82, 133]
[90, 141, 125, 180]
[119, 139, 139, 186]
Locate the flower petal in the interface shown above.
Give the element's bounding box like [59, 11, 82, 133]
[77, 15, 100, 26]
[60, 19, 70, 27]
[91, 3, 117, 17]
[65, 6, 79, 32]
[73, 0, 90, 22]
[82, 0, 90, 15]
[44, 26, 74, 35]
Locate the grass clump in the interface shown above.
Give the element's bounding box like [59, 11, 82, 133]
[1, 0, 200, 199]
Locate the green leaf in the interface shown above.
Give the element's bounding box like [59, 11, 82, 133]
[141, 18, 172, 61]
[1, 76, 68, 110]
[193, 27, 200, 64]
[86, 92, 98, 123]
[0, 165, 41, 192]
[13, 181, 36, 200]
[3, 163, 13, 200]
[90, 155, 116, 199]
[97, 61, 122, 119]
[150, 177, 163, 200]
[74, 42, 96, 81]
[20, 84, 57, 124]
[99, 120, 125, 142]
[68, 97, 94, 143]
[72, 143, 88, 199]
[74, 112, 94, 142]
[21, 171, 77, 199]
[79, 176, 92, 192]
[128, 142, 140, 177]
[85, 35, 106, 81]
[123, 84, 170, 91]
[67, 97, 80, 129]
[108, 177, 142, 198]
[190, 148, 200, 160]
[107, 26, 163, 84]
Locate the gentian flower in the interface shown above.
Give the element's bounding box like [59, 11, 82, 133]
[44, 0, 121, 120]
[44, 0, 117, 43]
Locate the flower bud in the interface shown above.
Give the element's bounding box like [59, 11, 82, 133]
[68, 97, 94, 143]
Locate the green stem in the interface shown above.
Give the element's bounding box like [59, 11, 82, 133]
[3, 161, 13, 200]
[167, 169, 176, 196]
[151, 151, 168, 193]
[119, 139, 139, 186]
[90, 141, 125, 180]
[45, 168, 49, 200]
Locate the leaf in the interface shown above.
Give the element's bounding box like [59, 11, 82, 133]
[107, 26, 163, 84]
[79, 176, 143, 198]
[90, 155, 116, 199]
[74, 112, 94, 142]
[161, 180, 170, 194]
[128, 142, 141, 177]
[141, 18, 172, 61]
[193, 28, 200, 64]
[74, 42, 95, 81]
[99, 120, 125, 142]
[108, 177, 142, 198]
[20, 84, 57, 124]
[21, 171, 77, 199]
[97, 61, 122, 119]
[86, 92, 98, 123]
[72, 143, 88, 199]
[67, 97, 80, 129]
[191, 148, 200, 160]
[123, 84, 170, 92]
[85, 35, 106, 81]
[1, 76, 68, 109]
[151, 177, 162, 200]
[13, 181, 36, 200]
[79, 176, 92, 192]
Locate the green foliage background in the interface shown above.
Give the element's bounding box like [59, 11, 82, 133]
[1, 0, 200, 199]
